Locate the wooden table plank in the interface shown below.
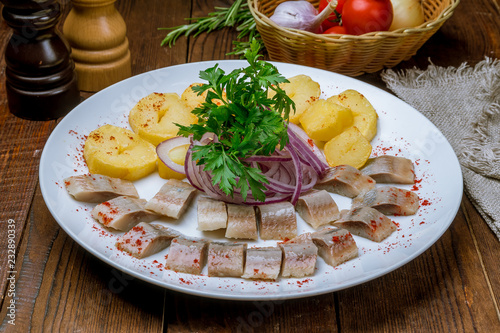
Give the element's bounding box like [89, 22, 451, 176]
[187, 0, 242, 62]
[336, 199, 500, 332]
[165, 291, 338, 332]
[462, 196, 500, 316]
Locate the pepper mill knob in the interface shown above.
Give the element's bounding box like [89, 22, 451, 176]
[1, 0, 80, 120]
[63, 0, 132, 92]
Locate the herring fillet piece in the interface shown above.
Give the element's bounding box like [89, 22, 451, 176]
[207, 242, 247, 277]
[361, 155, 415, 184]
[279, 233, 318, 278]
[145, 179, 197, 219]
[225, 204, 258, 240]
[64, 174, 139, 203]
[295, 190, 340, 229]
[352, 186, 420, 216]
[242, 247, 282, 280]
[116, 222, 181, 258]
[335, 207, 397, 242]
[91, 196, 158, 231]
[257, 201, 297, 240]
[315, 165, 376, 198]
[165, 237, 209, 275]
[197, 196, 228, 231]
[311, 227, 358, 267]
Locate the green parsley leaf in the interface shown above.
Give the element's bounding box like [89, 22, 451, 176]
[177, 38, 295, 202]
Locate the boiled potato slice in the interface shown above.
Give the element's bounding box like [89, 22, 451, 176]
[181, 83, 226, 111]
[300, 99, 353, 142]
[129, 92, 197, 146]
[323, 126, 372, 169]
[328, 89, 378, 141]
[267, 74, 321, 124]
[157, 144, 189, 180]
[84, 124, 156, 181]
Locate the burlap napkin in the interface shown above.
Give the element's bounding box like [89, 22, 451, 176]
[381, 58, 500, 241]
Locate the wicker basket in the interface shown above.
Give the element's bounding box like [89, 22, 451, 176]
[249, 0, 460, 76]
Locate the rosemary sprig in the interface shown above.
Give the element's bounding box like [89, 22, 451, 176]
[159, 0, 264, 56]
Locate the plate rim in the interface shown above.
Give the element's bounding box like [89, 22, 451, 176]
[39, 60, 464, 300]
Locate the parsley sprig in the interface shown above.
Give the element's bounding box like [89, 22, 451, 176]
[177, 39, 295, 202]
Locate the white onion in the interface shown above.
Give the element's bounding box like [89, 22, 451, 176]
[389, 0, 426, 31]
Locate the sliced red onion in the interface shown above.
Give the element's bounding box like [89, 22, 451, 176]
[157, 136, 191, 174]
[182, 127, 330, 205]
[288, 123, 329, 170]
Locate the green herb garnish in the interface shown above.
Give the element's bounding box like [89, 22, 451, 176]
[159, 0, 264, 56]
[176, 39, 295, 202]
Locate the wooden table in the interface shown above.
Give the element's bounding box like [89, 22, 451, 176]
[1, 0, 499, 331]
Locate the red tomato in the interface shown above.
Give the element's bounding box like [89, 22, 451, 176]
[342, 0, 393, 35]
[318, 0, 346, 30]
[323, 25, 349, 34]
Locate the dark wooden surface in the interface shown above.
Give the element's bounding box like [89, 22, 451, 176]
[1, 0, 499, 331]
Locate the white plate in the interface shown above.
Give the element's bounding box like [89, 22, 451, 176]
[39, 60, 462, 300]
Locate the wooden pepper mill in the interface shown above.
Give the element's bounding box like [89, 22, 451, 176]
[1, 0, 80, 120]
[63, 0, 132, 92]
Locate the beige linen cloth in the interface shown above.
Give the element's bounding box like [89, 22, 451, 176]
[381, 58, 500, 241]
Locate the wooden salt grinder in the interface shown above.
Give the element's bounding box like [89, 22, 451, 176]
[63, 0, 132, 92]
[1, 0, 80, 120]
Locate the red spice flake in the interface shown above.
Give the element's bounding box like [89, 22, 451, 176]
[307, 139, 314, 148]
[179, 278, 193, 285]
[64, 180, 71, 186]
[69, 130, 78, 135]
[97, 212, 112, 225]
[132, 225, 144, 232]
[193, 259, 199, 264]
[421, 199, 431, 206]
[135, 239, 142, 246]
[254, 269, 259, 274]
[419, 221, 426, 225]
[296, 278, 312, 287]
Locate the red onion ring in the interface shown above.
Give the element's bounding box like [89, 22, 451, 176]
[156, 136, 191, 174]
[158, 125, 329, 205]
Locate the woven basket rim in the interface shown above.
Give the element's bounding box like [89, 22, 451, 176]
[248, 0, 461, 41]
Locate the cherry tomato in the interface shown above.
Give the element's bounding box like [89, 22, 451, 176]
[318, 0, 346, 30]
[323, 25, 349, 34]
[342, 0, 393, 35]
